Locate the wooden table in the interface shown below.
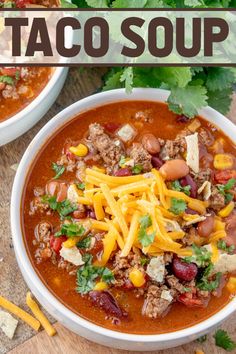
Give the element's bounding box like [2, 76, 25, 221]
[1, 68, 236, 354]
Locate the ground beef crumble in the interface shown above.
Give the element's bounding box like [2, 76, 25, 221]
[209, 186, 225, 211]
[129, 143, 152, 172]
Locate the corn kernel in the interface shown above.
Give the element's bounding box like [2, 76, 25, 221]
[213, 154, 234, 170]
[92, 166, 106, 174]
[218, 201, 235, 218]
[227, 277, 236, 293]
[63, 237, 80, 248]
[69, 144, 88, 157]
[129, 269, 146, 288]
[94, 282, 108, 291]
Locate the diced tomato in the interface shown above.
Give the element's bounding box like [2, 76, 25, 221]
[215, 170, 236, 184]
[50, 235, 67, 254]
[178, 293, 204, 307]
[15, 0, 32, 8]
[103, 122, 121, 134]
[0, 67, 20, 76]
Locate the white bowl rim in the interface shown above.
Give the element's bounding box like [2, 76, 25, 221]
[0, 66, 65, 129]
[11, 88, 236, 343]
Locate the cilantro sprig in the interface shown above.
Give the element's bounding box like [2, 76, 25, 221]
[0, 75, 14, 85]
[197, 263, 222, 292]
[214, 329, 236, 351]
[77, 236, 92, 249]
[138, 214, 156, 247]
[42, 195, 77, 219]
[76, 254, 114, 294]
[171, 180, 191, 196]
[52, 163, 65, 179]
[183, 244, 212, 267]
[132, 164, 143, 175]
[55, 223, 85, 238]
[217, 178, 236, 204]
[169, 198, 187, 215]
[217, 240, 235, 254]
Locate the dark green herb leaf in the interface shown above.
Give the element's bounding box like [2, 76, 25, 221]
[183, 244, 212, 267]
[76, 182, 85, 190]
[52, 163, 65, 179]
[169, 198, 187, 215]
[217, 179, 236, 203]
[55, 223, 85, 238]
[0, 75, 14, 85]
[77, 236, 92, 249]
[42, 196, 77, 219]
[171, 180, 191, 196]
[214, 329, 236, 351]
[197, 264, 222, 292]
[217, 240, 235, 254]
[132, 164, 143, 175]
[138, 214, 155, 247]
[140, 257, 149, 266]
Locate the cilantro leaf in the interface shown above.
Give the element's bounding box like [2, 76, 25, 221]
[197, 264, 222, 292]
[61, 0, 77, 7]
[217, 179, 236, 203]
[183, 244, 212, 267]
[138, 214, 156, 247]
[214, 329, 236, 351]
[167, 85, 208, 118]
[145, 0, 166, 7]
[85, 0, 108, 7]
[55, 223, 85, 238]
[52, 163, 65, 179]
[42, 196, 77, 219]
[0, 75, 14, 85]
[77, 236, 92, 249]
[171, 180, 191, 196]
[112, 0, 147, 7]
[76, 262, 114, 294]
[155, 67, 192, 88]
[184, 0, 203, 5]
[206, 68, 235, 92]
[120, 67, 133, 94]
[132, 164, 143, 175]
[76, 182, 85, 190]
[102, 70, 123, 91]
[217, 240, 235, 254]
[207, 88, 233, 115]
[140, 257, 149, 266]
[169, 198, 187, 215]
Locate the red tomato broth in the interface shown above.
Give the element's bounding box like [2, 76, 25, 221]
[21, 100, 236, 334]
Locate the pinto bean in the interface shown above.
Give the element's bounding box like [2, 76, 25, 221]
[142, 134, 160, 155]
[159, 159, 189, 181]
[197, 216, 215, 238]
[89, 291, 127, 318]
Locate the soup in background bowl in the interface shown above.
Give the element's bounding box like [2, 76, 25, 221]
[11, 89, 236, 351]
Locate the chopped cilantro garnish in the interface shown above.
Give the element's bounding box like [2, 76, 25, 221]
[214, 329, 236, 351]
[55, 223, 85, 238]
[197, 263, 222, 292]
[140, 257, 149, 266]
[138, 214, 155, 247]
[217, 240, 235, 254]
[76, 182, 85, 190]
[15, 70, 20, 80]
[183, 244, 212, 267]
[0, 75, 14, 85]
[132, 164, 143, 175]
[42, 195, 77, 219]
[217, 178, 236, 204]
[76, 255, 114, 294]
[171, 180, 191, 196]
[183, 287, 191, 293]
[52, 162, 65, 179]
[77, 236, 92, 249]
[169, 198, 187, 215]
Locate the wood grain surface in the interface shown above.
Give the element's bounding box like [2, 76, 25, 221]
[1, 69, 236, 354]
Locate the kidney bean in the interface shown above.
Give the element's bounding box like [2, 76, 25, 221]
[197, 216, 215, 238]
[172, 257, 198, 281]
[88, 210, 97, 219]
[159, 159, 189, 181]
[180, 175, 197, 198]
[89, 291, 127, 318]
[142, 134, 160, 155]
[114, 168, 132, 177]
[151, 156, 164, 169]
[103, 122, 121, 134]
[185, 208, 198, 215]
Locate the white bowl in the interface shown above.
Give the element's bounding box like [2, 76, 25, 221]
[0, 67, 68, 146]
[11, 89, 236, 351]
